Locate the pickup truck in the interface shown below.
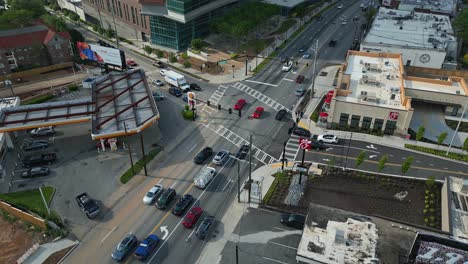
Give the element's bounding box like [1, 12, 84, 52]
[76, 192, 101, 219]
[22, 153, 56, 168]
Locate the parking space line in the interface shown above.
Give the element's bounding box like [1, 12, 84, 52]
[170, 182, 177, 189]
[268, 241, 297, 250]
[273, 227, 288, 231]
[101, 225, 117, 244]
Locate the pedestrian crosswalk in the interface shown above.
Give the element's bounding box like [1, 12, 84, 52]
[280, 135, 301, 162]
[230, 82, 290, 112]
[202, 122, 278, 165]
[202, 85, 228, 115]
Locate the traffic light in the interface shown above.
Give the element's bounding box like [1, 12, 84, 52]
[228, 108, 232, 114]
[238, 109, 242, 117]
[218, 104, 221, 110]
[207, 100, 210, 106]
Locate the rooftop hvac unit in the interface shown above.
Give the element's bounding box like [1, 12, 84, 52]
[456, 90, 460, 94]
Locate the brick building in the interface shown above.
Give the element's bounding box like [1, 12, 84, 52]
[0, 22, 72, 75]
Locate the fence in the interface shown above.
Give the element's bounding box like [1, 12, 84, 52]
[0, 62, 74, 82]
[0, 201, 47, 229]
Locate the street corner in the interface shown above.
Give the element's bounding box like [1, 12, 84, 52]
[298, 120, 309, 130]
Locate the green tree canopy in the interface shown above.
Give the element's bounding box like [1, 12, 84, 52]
[454, 9, 468, 43]
[7, 0, 45, 18]
[437, 132, 448, 146]
[416, 126, 425, 143]
[0, 9, 34, 28]
[191, 39, 204, 50]
[40, 14, 68, 32]
[463, 137, 468, 153]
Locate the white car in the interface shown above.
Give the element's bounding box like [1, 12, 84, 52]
[317, 134, 339, 144]
[159, 69, 167, 76]
[282, 61, 293, 72]
[142, 184, 163, 204]
[337, 4, 343, 9]
[194, 167, 216, 189]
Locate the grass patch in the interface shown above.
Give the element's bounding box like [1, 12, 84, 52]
[273, 19, 297, 34]
[263, 171, 289, 204]
[253, 50, 279, 73]
[182, 110, 195, 120]
[23, 94, 55, 105]
[120, 147, 162, 184]
[405, 144, 468, 162]
[0, 186, 56, 220]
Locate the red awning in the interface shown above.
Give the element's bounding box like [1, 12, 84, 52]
[319, 112, 329, 117]
[325, 97, 331, 103]
[327, 90, 334, 96]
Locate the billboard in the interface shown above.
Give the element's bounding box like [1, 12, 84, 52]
[77, 42, 122, 67]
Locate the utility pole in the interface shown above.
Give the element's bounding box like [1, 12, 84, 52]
[139, 134, 147, 176]
[245, 55, 248, 75]
[344, 132, 353, 170]
[447, 102, 467, 155]
[124, 122, 134, 175]
[95, 0, 104, 29]
[111, 2, 120, 48]
[235, 244, 239, 264]
[248, 134, 252, 204]
[299, 148, 305, 185]
[281, 141, 287, 170]
[39, 186, 50, 215]
[237, 159, 240, 203]
[232, 65, 235, 78]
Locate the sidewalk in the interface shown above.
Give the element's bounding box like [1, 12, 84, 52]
[19, 238, 78, 264]
[293, 65, 467, 158]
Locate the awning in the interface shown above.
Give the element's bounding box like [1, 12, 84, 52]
[325, 97, 331, 103]
[319, 112, 329, 117]
[327, 90, 334, 96]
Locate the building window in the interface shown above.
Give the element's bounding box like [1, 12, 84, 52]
[350, 115, 360, 128]
[373, 118, 384, 131]
[0, 63, 4, 69]
[118, 1, 122, 17]
[390, 94, 396, 100]
[131, 7, 135, 23]
[125, 4, 129, 20]
[106, 0, 111, 12]
[362, 117, 372, 130]
[406, 60, 411, 66]
[136, 9, 139, 26]
[451, 107, 458, 116]
[18, 56, 24, 60]
[55, 44, 61, 49]
[142, 14, 146, 29]
[384, 120, 397, 135]
[339, 113, 349, 128]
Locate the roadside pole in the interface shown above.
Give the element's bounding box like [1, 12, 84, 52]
[111, 2, 120, 48]
[139, 134, 147, 176]
[235, 244, 239, 264]
[282, 141, 287, 170]
[39, 186, 50, 215]
[299, 148, 305, 185]
[124, 122, 135, 175]
[447, 102, 467, 155]
[344, 132, 353, 170]
[237, 159, 240, 203]
[248, 134, 252, 204]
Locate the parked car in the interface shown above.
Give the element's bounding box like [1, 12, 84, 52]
[329, 39, 337, 47]
[190, 83, 202, 91]
[302, 52, 311, 59]
[275, 109, 287, 121]
[22, 153, 56, 168]
[126, 59, 137, 66]
[193, 147, 213, 164]
[293, 127, 311, 138]
[156, 188, 176, 209]
[22, 140, 49, 151]
[172, 194, 194, 216]
[296, 75, 305, 84]
[152, 79, 164, 86]
[153, 60, 165, 68]
[134, 234, 159, 261]
[317, 15, 323, 21]
[196, 215, 215, 240]
[76, 192, 100, 219]
[317, 134, 339, 144]
[152, 91, 165, 101]
[252, 106, 264, 119]
[21, 167, 49, 178]
[337, 4, 343, 8]
[194, 167, 216, 189]
[236, 144, 250, 160]
[159, 69, 167, 76]
[298, 46, 306, 52]
[169, 87, 183, 97]
[142, 184, 163, 204]
[234, 99, 246, 110]
[295, 86, 306, 96]
[310, 139, 327, 150]
[280, 213, 306, 229]
[282, 61, 293, 72]
[111, 233, 138, 262]
[212, 150, 229, 166]
[183, 207, 203, 228]
[30, 126, 55, 137]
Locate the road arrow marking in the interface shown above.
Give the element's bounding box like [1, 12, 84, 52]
[366, 144, 377, 149]
[323, 158, 330, 162]
[161, 226, 169, 240]
[325, 148, 333, 152]
[369, 155, 377, 159]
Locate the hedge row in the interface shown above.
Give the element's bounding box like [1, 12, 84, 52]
[405, 144, 468, 162]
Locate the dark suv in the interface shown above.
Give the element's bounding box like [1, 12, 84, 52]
[281, 213, 306, 229]
[293, 127, 311, 138]
[112, 233, 138, 262]
[190, 83, 202, 91]
[172, 194, 194, 216]
[193, 147, 213, 164]
[329, 39, 337, 47]
[156, 188, 176, 209]
[196, 215, 215, 240]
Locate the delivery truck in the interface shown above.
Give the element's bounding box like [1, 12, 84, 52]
[164, 70, 190, 91]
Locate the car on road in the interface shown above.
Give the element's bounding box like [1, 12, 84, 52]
[275, 109, 287, 121]
[293, 127, 311, 138]
[296, 75, 305, 84]
[152, 91, 165, 101]
[22, 140, 49, 151]
[212, 150, 229, 166]
[21, 167, 49, 178]
[282, 61, 293, 72]
[153, 60, 165, 68]
[126, 59, 137, 66]
[142, 184, 163, 204]
[156, 188, 176, 209]
[196, 215, 215, 240]
[329, 39, 337, 47]
[112, 233, 138, 262]
[317, 15, 323, 21]
[280, 56, 288, 63]
[152, 79, 164, 86]
[341, 20, 347, 25]
[302, 52, 311, 59]
[183, 93, 188, 102]
[76, 192, 100, 219]
[183, 207, 203, 228]
[295, 86, 306, 96]
[234, 99, 246, 110]
[169, 86, 183, 97]
[190, 83, 202, 91]
[236, 144, 250, 160]
[172, 194, 194, 216]
[252, 106, 264, 119]
[134, 234, 159, 261]
[194, 167, 216, 189]
[298, 46, 306, 52]
[193, 147, 213, 164]
[310, 139, 327, 150]
[337, 4, 343, 8]
[280, 213, 306, 229]
[317, 134, 339, 144]
[30, 126, 55, 137]
[159, 69, 167, 76]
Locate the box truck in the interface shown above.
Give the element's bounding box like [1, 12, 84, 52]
[164, 70, 190, 91]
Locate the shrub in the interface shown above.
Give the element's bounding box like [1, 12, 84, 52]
[310, 111, 319, 122]
[169, 55, 177, 63]
[191, 38, 204, 50]
[182, 110, 194, 120]
[143, 45, 153, 55]
[92, 24, 98, 31]
[183, 60, 191, 68]
[120, 148, 161, 184]
[405, 144, 468, 162]
[97, 27, 104, 35]
[230, 53, 238, 59]
[24, 94, 55, 105]
[181, 52, 189, 60]
[156, 49, 164, 58]
[68, 84, 79, 92]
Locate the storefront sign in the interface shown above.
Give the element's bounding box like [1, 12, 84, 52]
[388, 112, 399, 121]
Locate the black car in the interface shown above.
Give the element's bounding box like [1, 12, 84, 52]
[235, 144, 250, 160]
[275, 109, 287, 121]
[293, 127, 311, 138]
[111, 233, 138, 262]
[172, 194, 194, 216]
[280, 213, 306, 229]
[190, 83, 202, 91]
[298, 46, 306, 52]
[329, 39, 337, 47]
[22, 140, 49, 151]
[310, 139, 326, 150]
[21, 167, 49, 178]
[156, 188, 176, 209]
[196, 215, 215, 240]
[193, 147, 213, 164]
[169, 87, 183, 97]
[280, 56, 287, 63]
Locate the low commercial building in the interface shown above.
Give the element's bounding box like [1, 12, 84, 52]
[445, 177, 468, 244]
[398, 0, 458, 16]
[360, 8, 458, 69]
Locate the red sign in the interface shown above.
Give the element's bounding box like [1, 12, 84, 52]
[388, 112, 399, 121]
[299, 138, 311, 150]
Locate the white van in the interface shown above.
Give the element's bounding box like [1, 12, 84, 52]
[194, 167, 216, 189]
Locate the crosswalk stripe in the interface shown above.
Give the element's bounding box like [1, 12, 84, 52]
[230, 82, 290, 112]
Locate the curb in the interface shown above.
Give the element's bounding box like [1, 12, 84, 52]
[57, 241, 80, 264]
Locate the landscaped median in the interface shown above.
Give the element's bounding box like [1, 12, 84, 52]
[405, 144, 468, 162]
[120, 147, 162, 184]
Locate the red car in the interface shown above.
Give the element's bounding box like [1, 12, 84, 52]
[252, 107, 264, 119]
[234, 99, 246, 110]
[296, 75, 305, 83]
[126, 59, 137, 66]
[182, 207, 203, 228]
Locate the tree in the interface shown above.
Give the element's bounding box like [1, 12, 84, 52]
[355, 151, 366, 168]
[365, 7, 377, 28]
[437, 132, 448, 148]
[68, 29, 84, 43]
[181, 52, 189, 60]
[416, 126, 425, 144]
[0, 9, 34, 27]
[156, 49, 164, 58]
[169, 54, 177, 63]
[143, 45, 153, 55]
[401, 156, 413, 174]
[377, 154, 388, 172]
[40, 14, 68, 31]
[8, 0, 45, 18]
[454, 9, 468, 44]
[183, 60, 191, 68]
[425, 175, 436, 189]
[463, 137, 468, 153]
[191, 39, 204, 50]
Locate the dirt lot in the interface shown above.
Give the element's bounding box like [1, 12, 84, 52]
[266, 167, 442, 228]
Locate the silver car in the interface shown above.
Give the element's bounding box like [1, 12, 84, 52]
[30, 127, 55, 137]
[295, 86, 306, 97]
[212, 150, 229, 165]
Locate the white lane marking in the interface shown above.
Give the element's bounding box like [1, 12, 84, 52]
[327, 144, 379, 154]
[323, 158, 330, 162]
[273, 227, 288, 231]
[188, 143, 198, 153]
[416, 160, 420, 163]
[244, 79, 278, 87]
[222, 179, 232, 191]
[262, 257, 289, 264]
[170, 182, 177, 189]
[157, 179, 163, 184]
[160, 226, 169, 240]
[369, 155, 377, 159]
[283, 78, 295, 82]
[268, 241, 298, 250]
[268, 68, 273, 73]
[185, 228, 196, 242]
[429, 164, 434, 167]
[366, 144, 377, 149]
[101, 225, 117, 244]
[444, 167, 449, 170]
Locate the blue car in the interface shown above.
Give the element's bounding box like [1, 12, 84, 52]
[134, 234, 159, 261]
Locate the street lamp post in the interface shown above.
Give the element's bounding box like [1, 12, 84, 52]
[232, 65, 235, 78]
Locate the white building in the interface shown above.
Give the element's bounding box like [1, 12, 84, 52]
[361, 8, 458, 69]
[398, 0, 458, 16]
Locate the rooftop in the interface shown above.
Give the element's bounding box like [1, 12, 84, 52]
[399, 0, 457, 15]
[449, 177, 468, 244]
[0, 21, 70, 49]
[364, 8, 455, 51]
[404, 76, 467, 95]
[407, 233, 468, 263]
[0, 97, 20, 143]
[339, 51, 406, 109]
